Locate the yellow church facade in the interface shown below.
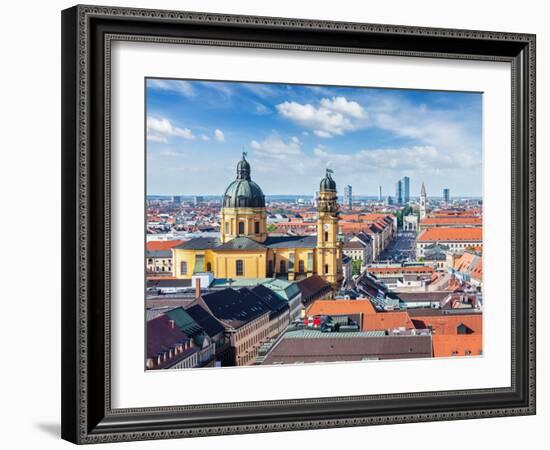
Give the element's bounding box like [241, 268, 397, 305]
[172, 154, 343, 288]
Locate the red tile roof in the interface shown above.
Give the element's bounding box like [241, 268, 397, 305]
[417, 227, 482, 242]
[306, 300, 415, 332]
[432, 334, 482, 357]
[307, 299, 376, 316]
[453, 252, 483, 282]
[146, 240, 185, 251]
[412, 314, 482, 335]
[362, 311, 414, 331]
[420, 217, 482, 226]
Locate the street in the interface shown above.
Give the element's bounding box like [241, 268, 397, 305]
[377, 231, 417, 263]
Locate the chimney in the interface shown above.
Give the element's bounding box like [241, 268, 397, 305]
[195, 277, 201, 299]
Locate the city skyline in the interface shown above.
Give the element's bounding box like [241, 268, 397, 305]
[146, 79, 482, 197]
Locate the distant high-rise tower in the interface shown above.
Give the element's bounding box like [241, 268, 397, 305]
[403, 176, 410, 204]
[443, 188, 450, 204]
[343, 185, 352, 209]
[420, 182, 427, 219]
[378, 185, 382, 202]
[395, 180, 403, 205]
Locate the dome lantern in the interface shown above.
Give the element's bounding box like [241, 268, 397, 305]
[320, 168, 337, 192]
[236, 152, 251, 180]
[223, 154, 265, 208]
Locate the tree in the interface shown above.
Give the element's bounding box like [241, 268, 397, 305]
[394, 205, 413, 228]
[352, 259, 363, 276]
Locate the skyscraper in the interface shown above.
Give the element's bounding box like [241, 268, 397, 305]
[403, 176, 410, 204]
[395, 180, 403, 205]
[443, 188, 450, 204]
[343, 185, 352, 209]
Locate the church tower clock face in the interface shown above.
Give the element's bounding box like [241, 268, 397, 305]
[324, 223, 330, 231]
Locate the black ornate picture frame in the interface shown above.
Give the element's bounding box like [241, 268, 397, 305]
[61, 4, 536, 444]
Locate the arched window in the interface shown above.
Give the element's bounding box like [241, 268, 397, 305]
[238, 221, 245, 234]
[236, 260, 244, 276]
[324, 264, 329, 274]
[298, 260, 305, 273]
[254, 221, 260, 234]
[324, 231, 329, 242]
[206, 262, 212, 272]
[280, 260, 286, 273]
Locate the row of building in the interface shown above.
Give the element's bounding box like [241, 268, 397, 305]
[146, 273, 337, 369]
[146, 269, 482, 370]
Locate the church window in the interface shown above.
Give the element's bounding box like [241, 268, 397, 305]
[206, 262, 212, 272]
[288, 253, 295, 271]
[324, 264, 329, 274]
[238, 221, 245, 234]
[254, 221, 260, 234]
[324, 231, 329, 242]
[236, 260, 244, 276]
[180, 261, 187, 275]
[298, 260, 305, 273]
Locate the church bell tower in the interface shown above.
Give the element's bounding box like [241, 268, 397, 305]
[419, 182, 427, 219]
[316, 169, 343, 288]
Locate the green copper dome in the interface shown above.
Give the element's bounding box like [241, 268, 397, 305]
[223, 154, 266, 208]
[320, 168, 337, 192]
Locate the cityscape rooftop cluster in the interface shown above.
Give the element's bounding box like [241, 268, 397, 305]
[145, 154, 483, 370]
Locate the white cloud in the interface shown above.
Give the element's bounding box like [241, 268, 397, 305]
[147, 116, 195, 141]
[254, 103, 271, 115]
[276, 96, 367, 138]
[214, 129, 225, 142]
[250, 134, 302, 160]
[200, 135, 210, 141]
[243, 83, 277, 98]
[147, 134, 168, 144]
[199, 82, 234, 97]
[313, 145, 480, 172]
[148, 79, 195, 97]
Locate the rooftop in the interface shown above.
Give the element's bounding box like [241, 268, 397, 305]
[173, 235, 317, 251]
[283, 329, 386, 339]
[432, 334, 482, 357]
[420, 217, 482, 226]
[417, 227, 483, 242]
[307, 299, 376, 316]
[146, 240, 186, 251]
[200, 288, 270, 329]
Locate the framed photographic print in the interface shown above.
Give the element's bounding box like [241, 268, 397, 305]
[61, 5, 536, 444]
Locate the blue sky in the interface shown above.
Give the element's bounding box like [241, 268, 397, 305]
[146, 78, 482, 197]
